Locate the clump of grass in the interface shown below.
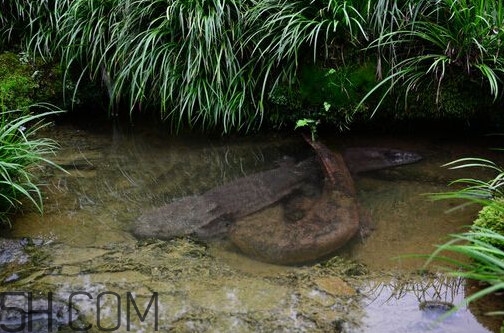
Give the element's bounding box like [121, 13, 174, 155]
[0, 1, 59, 50]
[426, 153, 504, 324]
[246, 0, 370, 129]
[360, 0, 504, 116]
[8, 0, 502, 131]
[425, 228, 504, 314]
[18, 0, 372, 132]
[22, 0, 259, 132]
[245, 0, 369, 68]
[0, 106, 64, 225]
[431, 156, 504, 205]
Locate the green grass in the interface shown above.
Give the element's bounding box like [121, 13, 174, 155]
[9, 0, 372, 132]
[0, 106, 64, 224]
[245, 0, 371, 129]
[430, 156, 504, 207]
[424, 228, 504, 316]
[110, 0, 256, 132]
[426, 152, 504, 324]
[360, 0, 504, 116]
[4, 0, 504, 131]
[20, 0, 262, 132]
[0, 0, 58, 50]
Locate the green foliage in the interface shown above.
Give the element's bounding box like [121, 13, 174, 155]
[4, 0, 504, 131]
[11, 0, 372, 132]
[0, 1, 59, 51]
[473, 200, 504, 248]
[0, 0, 27, 47]
[0, 52, 64, 111]
[427, 227, 504, 286]
[299, 63, 375, 120]
[401, 76, 484, 119]
[112, 0, 256, 132]
[361, 0, 504, 117]
[428, 152, 504, 321]
[0, 107, 64, 225]
[430, 154, 504, 249]
[248, 0, 371, 129]
[246, 0, 370, 74]
[432, 157, 504, 204]
[294, 118, 319, 141]
[373, 73, 490, 121]
[424, 227, 504, 321]
[247, 0, 370, 58]
[19, 0, 262, 132]
[0, 52, 37, 111]
[300, 66, 352, 109]
[268, 62, 375, 130]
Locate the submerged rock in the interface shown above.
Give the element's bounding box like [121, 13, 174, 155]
[419, 300, 455, 313]
[314, 277, 356, 296]
[3, 273, 20, 284]
[0, 293, 81, 333]
[0, 238, 49, 287]
[0, 238, 30, 266]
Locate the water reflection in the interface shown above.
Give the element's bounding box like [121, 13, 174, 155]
[361, 275, 492, 333]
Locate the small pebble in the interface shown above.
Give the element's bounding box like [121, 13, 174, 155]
[4, 273, 20, 283]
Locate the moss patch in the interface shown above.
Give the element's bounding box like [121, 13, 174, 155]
[473, 199, 504, 248]
[0, 51, 63, 111]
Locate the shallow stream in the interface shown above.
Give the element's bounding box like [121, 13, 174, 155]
[1, 119, 503, 332]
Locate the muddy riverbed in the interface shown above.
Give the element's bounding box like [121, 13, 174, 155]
[1, 119, 503, 332]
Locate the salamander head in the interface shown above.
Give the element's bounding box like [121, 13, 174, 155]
[343, 147, 422, 174]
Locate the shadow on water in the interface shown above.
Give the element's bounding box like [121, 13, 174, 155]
[1, 118, 503, 332]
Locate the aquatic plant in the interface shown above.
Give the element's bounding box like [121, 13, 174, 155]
[0, 106, 63, 225]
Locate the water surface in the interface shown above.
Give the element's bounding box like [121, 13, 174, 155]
[2, 120, 503, 332]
